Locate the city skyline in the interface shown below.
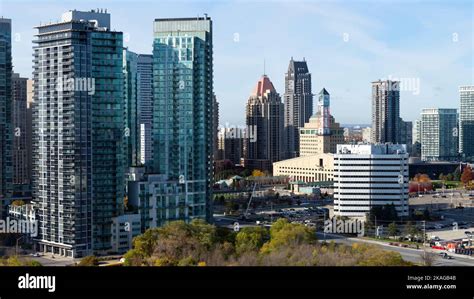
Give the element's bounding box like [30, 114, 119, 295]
[1, 0, 472, 126]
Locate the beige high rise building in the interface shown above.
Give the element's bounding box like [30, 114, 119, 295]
[299, 89, 344, 156]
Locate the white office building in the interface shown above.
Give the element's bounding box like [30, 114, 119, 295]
[334, 144, 409, 218]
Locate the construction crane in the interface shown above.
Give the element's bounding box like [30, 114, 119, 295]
[243, 183, 257, 219]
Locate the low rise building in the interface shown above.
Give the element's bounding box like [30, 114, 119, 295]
[110, 214, 141, 254]
[273, 153, 334, 183]
[333, 144, 409, 218]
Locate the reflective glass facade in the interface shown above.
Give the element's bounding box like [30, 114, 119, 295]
[0, 18, 12, 217]
[152, 17, 213, 224]
[459, 86, 474, 161]
[33, 12, 124, 257]
[421, 108, 458, 162]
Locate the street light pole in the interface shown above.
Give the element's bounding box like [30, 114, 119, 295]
[16, 235, 25, 256]
[374, 216, 377, 238]
[323, 212, 326, 242]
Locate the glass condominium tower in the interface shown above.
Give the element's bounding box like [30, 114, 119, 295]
[371, 80, 400, 144]
[420, 108, 458, 162]
[0, 18, 12, 218]
[33, 10, 124, 257]
[152, 17, 213, 223]
[123, 49, 154, 168]
[137, 54, 154, 166]
[459, 86, 474, 162]
[123, 49, 140, 168]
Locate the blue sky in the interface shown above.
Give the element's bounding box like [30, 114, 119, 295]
[1, 0, 473, 125]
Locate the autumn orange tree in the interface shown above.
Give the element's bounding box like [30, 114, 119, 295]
[461, 165, 473, 186]
[251, 169, 265, 177]
[413, 173, 431, 183]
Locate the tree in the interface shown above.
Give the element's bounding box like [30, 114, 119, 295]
[225, 200, 239, 214]
[357, 248, 410, 266]
[438, 173, 446, 181]
[235, 227, 269, 255]
[241, 169, 251, 177]
[123, 249, 145, 266]
[122, 219, 413, 267]
[423, 208, 431, 221]
[132, 228, 161, 257]
[125, 219, 218, 266]
[260, 219, 316, 254]
[78, 255, 99, 266]
[413, 173, 431, 183]
[461, 165, 473, 186]
[369, 204, 398, 222]
[252, 169, 264, 177]
[453, 167, 462, 181]
[388, 222, 398, 239]
[446, 173, 454, 181]
[11, 200, 25, 207]
[403, 222, 420, 241]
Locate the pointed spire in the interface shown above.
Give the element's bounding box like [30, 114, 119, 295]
[251, 75, 276, 97]
[320, 88, 330, 95]
[263, 58, 266, 76]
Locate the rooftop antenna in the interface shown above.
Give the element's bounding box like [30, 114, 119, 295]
[263, 58, 266, 76]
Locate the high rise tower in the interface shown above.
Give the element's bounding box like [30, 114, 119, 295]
[371, 80, 400, 144]
[123, 49, 140, 168]
[244, 75, 284, 172]
[420, 108, 458, 161]
[12, 73, 30, 191]
[0, 18, 12, 217]
[152, 17, 214, 223]
[137, 54, 153, 166]
[459, 86, 474, 161]
[284, 58, 312, 158]
[33, 10, 124, 257]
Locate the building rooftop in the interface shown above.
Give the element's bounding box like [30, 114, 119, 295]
[336, 143, 407, 155]
[251, 75, 276, 97]
[154, 16, 211, 22]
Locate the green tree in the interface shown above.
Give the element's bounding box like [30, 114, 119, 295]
[0, 256, 42, 266]
[78, 255, 99, 266]
[261, 219, 316, 254]
[125, 219, 218, 266]
[388, 222, 398, 239]
[453, 167, 462, 181]
[446, 173, 454, 181]
[132, 228, 161, 257]
[369, 204, 398, 222]
[235, 226, 269, 255]
[403, 222, 420, 241]
[27, 260, 43, 267]
[123, 249, 145, 266]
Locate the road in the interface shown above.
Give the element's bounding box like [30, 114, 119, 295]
[316, 232, 474, 266]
